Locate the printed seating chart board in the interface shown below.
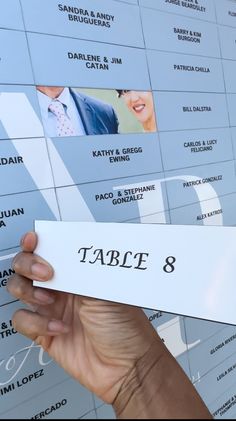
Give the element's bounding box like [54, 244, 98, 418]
[1, 0, 236, 418]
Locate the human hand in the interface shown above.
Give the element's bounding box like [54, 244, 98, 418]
[7, 232, 163, 405]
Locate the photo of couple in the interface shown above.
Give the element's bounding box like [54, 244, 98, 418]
[36, 85, 158, 138]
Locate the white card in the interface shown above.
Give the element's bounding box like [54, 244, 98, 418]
[34, 221, 236, 325]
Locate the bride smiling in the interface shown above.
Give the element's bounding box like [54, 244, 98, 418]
[117, 90, 157, 133]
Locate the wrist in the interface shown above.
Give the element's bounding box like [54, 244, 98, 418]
[113, 338, 212, 419]
[113, 338, 166, 419]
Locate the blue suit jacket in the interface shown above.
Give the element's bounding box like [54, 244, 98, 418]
[70, 89, 119, 135]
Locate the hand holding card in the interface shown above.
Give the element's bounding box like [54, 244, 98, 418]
[34, 220, 236, 325]
[8, 230, 211, 419]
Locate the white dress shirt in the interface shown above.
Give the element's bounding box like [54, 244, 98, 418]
[37, 88, 86, 137]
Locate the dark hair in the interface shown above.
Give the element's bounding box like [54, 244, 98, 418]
[116, 89, 130, 98]
[116, 90, 123, 98]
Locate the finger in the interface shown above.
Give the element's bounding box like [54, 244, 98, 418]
[7, 274, 55, 305]
[20, 232, 38, 252]
[13, 309, 71, 341]
[12, 252, 54, 282]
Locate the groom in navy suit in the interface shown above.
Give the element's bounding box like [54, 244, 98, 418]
[36, 86, 119, 137]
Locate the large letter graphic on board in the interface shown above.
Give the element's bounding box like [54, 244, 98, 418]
[0, 93, 44, 139]
[115, 176, 223, 226]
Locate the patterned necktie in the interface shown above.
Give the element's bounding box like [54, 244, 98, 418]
[48, 100, 76, 137]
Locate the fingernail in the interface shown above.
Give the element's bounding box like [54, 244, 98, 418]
[27, 303, 39, 312]
[34, 288, 55, 304]
[32, 263, 51, 280]
[20, 233, 27, 247]
[11, 255, 19, 270]
[48, 320, 70, 334]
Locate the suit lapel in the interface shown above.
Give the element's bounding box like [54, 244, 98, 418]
[70, 89, 98, 135]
